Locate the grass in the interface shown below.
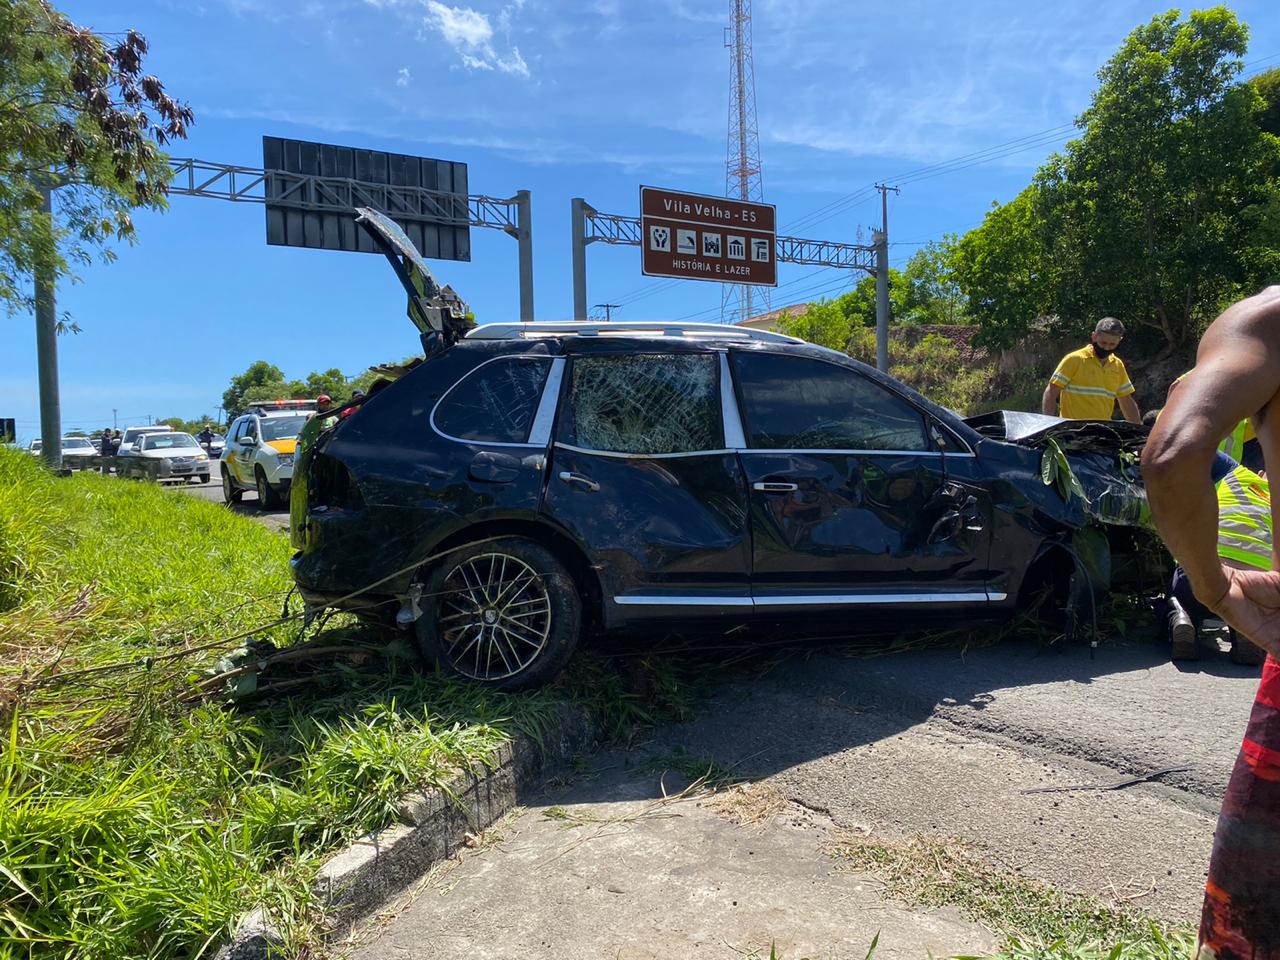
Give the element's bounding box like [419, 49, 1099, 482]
[0, 450, 566, 958]
[826, 833, 1195, 960]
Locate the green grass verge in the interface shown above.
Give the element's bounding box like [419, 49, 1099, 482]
[826, 833, 1195, 959]
[0, 450, 565, 958]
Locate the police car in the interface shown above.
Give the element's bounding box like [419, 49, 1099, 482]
[220, 400, 317, 508]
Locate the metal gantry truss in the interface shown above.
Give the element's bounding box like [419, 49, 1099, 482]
[166, 159, 535, 319]
[167, 159, 521, 231]
[570, 199, 879, 321]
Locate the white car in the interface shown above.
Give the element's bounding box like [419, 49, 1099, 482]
[117, 425, 175, 454]
[119, 431, 211, 483]
[220, 404, 314, 508]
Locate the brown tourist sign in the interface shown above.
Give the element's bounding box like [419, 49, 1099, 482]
[639, 186, 777, 286]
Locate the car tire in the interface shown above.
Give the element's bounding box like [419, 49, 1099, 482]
[256, 468, 282, 509]
[222, 467, 242, 504]
[199, 473, 211, 484]
[415, 537, 581, 691]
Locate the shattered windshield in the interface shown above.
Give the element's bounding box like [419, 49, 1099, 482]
[565, 354, 722, 455]
[435, 357, 552, 444]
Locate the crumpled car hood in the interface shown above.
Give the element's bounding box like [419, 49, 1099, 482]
[963, 410, 1148, 456]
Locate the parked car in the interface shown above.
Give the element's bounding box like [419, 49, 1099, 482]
[119, 431, 210, 483]
[283, 210, 1160, 691]
[59, 436, 97, 470]
[27, 439, 41, 457]
[220, 402, 313, 508]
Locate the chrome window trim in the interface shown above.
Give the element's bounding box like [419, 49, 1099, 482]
[430, 354, 556, 450]
[556, 352, 728, 459]
[527, 357, 565, 447]
[614, 590, 1001, 607]
[727, 349, 977, 456]
[719, 351, 746, 449]
[739, 448, 975, 458]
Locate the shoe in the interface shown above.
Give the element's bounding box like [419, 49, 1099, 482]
[1169, 599, 1199, 661]
[1230, 630, 1267, 666]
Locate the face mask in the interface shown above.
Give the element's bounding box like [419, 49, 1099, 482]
[1092, 343, 1114, 359]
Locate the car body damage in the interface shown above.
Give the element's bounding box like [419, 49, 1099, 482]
[287, 211, 1165, 689]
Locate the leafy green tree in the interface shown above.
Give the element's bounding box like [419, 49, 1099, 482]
[777, 297, 854, 351]
[1252, 66, 1280, 137]
[954, 8, 1279, 356]
[303, 368, 349, 400]
[0, 1, 192, 319]
[1045, 7, 1273, 354]
[901, 236, 968, 324]
[222, 361, 287, 418]
[952, 187, 1054, 349]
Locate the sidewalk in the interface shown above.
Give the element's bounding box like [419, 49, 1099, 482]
[339, 759, 996, 960]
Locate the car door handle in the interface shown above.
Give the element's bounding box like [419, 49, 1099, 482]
[558, 471, 600, 492]
[752, 481, 798, 493]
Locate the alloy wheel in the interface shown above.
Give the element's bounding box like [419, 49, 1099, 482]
[436, 553, 552, 681]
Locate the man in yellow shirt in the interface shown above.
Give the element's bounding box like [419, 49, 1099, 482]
[1041, 317, 1141, 422]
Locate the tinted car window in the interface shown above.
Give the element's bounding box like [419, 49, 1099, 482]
[435, 357, 552, 444]
[731, 352, 928, 451]
[563, 354, 722, 455]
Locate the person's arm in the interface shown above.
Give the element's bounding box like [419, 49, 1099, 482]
[1143, 289, 1280, 652]
[1041, 383, 1061, 416]
[1044, 355, 1075, 417]
[1117, 394, 1141, 424]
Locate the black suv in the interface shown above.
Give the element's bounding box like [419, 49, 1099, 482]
[290, 210, 1156, 690]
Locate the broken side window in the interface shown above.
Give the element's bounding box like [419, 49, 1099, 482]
[434, 357, 552, 444]
[564, 354, 722, 455]
[732, 352, 929, 451]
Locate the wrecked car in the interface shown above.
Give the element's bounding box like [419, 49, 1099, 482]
[289, 208, 1161, 690]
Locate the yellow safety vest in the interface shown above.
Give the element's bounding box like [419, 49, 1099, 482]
[1217, 466, 1273, 570]
[1218, 419, 1256, 461]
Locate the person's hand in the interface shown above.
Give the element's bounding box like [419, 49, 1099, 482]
[1208, 564, 1280, 660]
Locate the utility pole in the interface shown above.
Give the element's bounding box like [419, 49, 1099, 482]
[34, 179, 62, 472]
[515, 189, 534, 322]
[571, 198, 590, 321]
[873, 183, 900, 373]
[112, 408, 117, 431]
[593, 303, 620, 322]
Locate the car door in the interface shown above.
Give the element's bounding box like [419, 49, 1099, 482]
[224, 418, 249, 484]
[728, 349, 993, 607]
[542, 349, 751, 614]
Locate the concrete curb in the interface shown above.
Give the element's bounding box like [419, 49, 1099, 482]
[214, 702, 596, 959]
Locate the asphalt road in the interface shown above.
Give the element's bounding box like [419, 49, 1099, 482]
[350, 636, 1253, 956]
[177, 478, 291, 532]
[165, 476, 1258, 941]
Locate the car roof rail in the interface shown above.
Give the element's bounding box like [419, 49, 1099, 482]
[466, 321, 803, 345]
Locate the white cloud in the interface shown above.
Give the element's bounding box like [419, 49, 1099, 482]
[396, 66, 411, 87]
[424, 1, 493, 51]
[496, 45, 529, 77]
[358, 0, 533, 77]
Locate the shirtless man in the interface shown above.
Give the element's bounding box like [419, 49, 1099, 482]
[1143, 286, 1280, 956]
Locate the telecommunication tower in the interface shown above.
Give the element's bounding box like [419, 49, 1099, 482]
[721, 0, 769, 325]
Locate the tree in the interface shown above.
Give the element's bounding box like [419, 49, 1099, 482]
[304, 368, 348, 400]
[901, 235, 968, 325]
[1045, 7, 1273, 354]
[222, 361, 287, 419]
[1251, 66, 1280, 137]
[952, 187, 1054, 349]
[0, 1, 193, 319]
[953, 8, 1280, 357]
[777, 270, 914, 350]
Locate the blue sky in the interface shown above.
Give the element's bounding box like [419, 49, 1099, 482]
[5, 0, 1280, 440]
